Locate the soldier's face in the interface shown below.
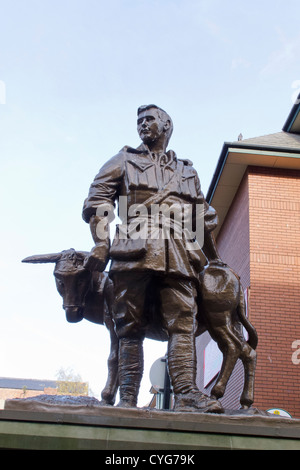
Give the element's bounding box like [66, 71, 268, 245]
[137, 109, 165, 144]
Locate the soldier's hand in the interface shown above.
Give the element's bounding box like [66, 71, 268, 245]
[83, 244, 109, 272]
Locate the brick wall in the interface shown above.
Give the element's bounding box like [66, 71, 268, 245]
[198, 165, 300, 418]
[217, 172, 250, 290]
[0, 387, 57, 401]
[247, 166, 300, 417]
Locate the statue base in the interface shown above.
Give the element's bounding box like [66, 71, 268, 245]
[2, 395, 300, 450]
[4, 393, 270, 416]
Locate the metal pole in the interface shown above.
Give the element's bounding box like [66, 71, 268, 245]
[162, 357, 171, 410]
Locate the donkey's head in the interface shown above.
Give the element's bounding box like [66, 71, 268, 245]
[22, 249, 92, 323]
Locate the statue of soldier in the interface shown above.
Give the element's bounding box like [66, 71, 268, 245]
[82, 105, 224, 413]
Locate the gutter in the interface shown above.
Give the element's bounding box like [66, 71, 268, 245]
[283, 92, 300, 132]
[206, 143, 229, 204]
[206, 141, 300, 204]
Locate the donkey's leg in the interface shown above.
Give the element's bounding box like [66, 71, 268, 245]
[211, 341, 240, 401]
[239, 345, 257, 409]
[209, 320, 241, 401]
[100, 319, 119, 406]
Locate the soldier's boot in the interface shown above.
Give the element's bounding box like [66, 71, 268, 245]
[168, 333, 224, 413]
[174, 390, 224, 413]
[116, 337, 143, 408]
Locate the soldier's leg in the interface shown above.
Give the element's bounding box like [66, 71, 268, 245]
[111, 271, 150, 407]
[160, 277, 198, 394]
[160, 277, 223, 413]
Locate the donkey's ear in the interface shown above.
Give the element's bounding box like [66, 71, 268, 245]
[22, 253, 62, 264]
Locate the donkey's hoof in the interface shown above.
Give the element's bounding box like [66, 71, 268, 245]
[98, 399, 114, 407]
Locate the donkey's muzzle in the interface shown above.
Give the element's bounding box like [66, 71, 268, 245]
[64, 306, 84, 323]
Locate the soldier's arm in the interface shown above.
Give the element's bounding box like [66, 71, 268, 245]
[82, 151, 125, 271]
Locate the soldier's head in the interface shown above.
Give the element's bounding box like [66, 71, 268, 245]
[137, 105, 173, 148]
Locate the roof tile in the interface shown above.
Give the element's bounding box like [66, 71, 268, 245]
[233, 131, 300, 150]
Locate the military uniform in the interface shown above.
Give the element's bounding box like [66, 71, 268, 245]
[83, 143, 222, 411]
[83, 144, 217, 276]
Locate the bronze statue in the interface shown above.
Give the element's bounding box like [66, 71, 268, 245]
[23, 248, 258, 410]
[81, 104, 226, 413]
[22, 105, 258, 413]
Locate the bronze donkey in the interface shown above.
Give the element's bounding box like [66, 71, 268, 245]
[23, 249, 257, 409]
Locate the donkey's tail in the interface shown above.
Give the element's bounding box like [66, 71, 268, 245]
[237, 288, 258, 350]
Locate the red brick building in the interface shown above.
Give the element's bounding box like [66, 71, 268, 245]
[196, 98, 300, 418]
[0, 377, 58, 409]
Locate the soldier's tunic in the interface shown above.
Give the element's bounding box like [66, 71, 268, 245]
[82, 144, 218, 341]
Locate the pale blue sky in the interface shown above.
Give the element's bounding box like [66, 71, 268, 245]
[1, 0, 299, 404]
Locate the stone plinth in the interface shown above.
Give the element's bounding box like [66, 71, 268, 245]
[1, 395, 300, 450]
